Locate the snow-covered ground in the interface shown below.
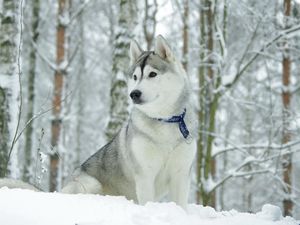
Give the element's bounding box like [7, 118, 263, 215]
[0, 188, 297, 225]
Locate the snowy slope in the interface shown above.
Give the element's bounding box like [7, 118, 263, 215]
[0, 188, 297, 225]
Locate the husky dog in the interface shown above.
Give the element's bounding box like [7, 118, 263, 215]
[0, 35, 197, 209]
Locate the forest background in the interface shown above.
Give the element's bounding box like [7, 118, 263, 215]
[0, 0, 300, 219]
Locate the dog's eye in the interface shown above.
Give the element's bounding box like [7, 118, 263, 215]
[149, 72, 157, 78]
[133, 75, 137, 81]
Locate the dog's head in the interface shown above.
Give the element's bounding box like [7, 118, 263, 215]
[127, 35, 188, 118]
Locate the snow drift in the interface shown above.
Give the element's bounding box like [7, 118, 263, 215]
[0, 188, 297, 225]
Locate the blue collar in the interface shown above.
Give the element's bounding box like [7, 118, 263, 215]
[156, 108, 190, 139]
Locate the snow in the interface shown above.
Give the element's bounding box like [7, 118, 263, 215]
[59, 12, 70, 27]
[0, 188, 297, 225]
[275, 11, 284, 28]
[222, 63, 237, 86]
[256, 67, 267, 82]
[290, 116, 300, 131]
[257, 204, 283, 221]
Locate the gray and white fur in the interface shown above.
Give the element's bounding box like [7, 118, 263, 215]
[0, 35, 197, 209]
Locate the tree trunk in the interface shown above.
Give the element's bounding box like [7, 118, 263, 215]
[196, 0, 206, 204]
[218, 0, 227, 210]
[182, 0, 189, 71]
[203, 0, 216, 207]
[106, 0, 137, 140]
[0, 0, 17, 177]
[23, 0, 40, 183]
[75, 0, 85, 165]
[197, 0, 227, 207]
[143, 0, 157, 50]
[282, 0, 292, 216]
[50, 0, 67, 192]
[0, 89, 9, 177]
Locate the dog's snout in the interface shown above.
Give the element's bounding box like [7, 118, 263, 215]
[130, 90, 142, 103]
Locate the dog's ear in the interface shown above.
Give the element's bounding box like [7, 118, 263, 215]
[154, 35, 174, 61]
[129, 40, 143, 65]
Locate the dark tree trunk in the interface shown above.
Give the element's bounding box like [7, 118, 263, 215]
[23, 0, 40, 183]
[50, 0, 67, 192]
[282, 0, 292, 216]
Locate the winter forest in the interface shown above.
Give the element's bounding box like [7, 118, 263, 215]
[0, 0, 300, 220]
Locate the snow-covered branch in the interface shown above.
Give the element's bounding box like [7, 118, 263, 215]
[31, 39, 57, 71]
[224, 24, 300, 88]
[206, 143, 300, 194]
[213, 140, 300, 157]
[205, 158, 274, 194]
[68, 0, 91, 26]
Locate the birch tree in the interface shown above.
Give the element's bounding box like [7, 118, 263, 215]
[106, 0, 137, 140]
[0, 0, 18, 177]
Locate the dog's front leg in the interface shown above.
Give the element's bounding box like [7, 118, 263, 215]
[169, 141, 196, 209]
[169, 171, 190, 209]
[135, 176, 155, 205]
[131, 138, 161, 205]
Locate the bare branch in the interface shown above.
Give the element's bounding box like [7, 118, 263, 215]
[200, 130, 251, 156]
[225, 24, 300, 88]
[207, 145, 300, 193]
[31, 39, 57, 71]
[213, 140, 300, 157]
[68, 0, 92, 25]
[224, 17, 262, 88]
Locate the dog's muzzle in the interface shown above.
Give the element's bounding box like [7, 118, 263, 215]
[130, 90, 142, 104]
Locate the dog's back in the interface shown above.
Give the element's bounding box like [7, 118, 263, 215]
[79, 131, 137, 200]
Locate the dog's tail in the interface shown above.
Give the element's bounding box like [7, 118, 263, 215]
[0, 178, 41, 192]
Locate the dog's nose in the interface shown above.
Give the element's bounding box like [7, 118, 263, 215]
[130, 90, 142, 102]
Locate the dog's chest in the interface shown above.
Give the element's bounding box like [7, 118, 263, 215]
[128, 111, 194, 170]
[129, 121, 190, 172]
[140, 119, 183, 145]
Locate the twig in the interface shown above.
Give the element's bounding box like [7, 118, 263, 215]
[213, 140, 300, 157]
[225, 24, 300, 88]
[199, 130, 251, 156]
[31, 39, 57, 71]
[13, 108, 52, 145]
[224, 17, 262, 88]
[34, 128, 45, 187]
[68, 0, 91, 26]
[6, 88, 73, 171]
[207, 145, 300, 193]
